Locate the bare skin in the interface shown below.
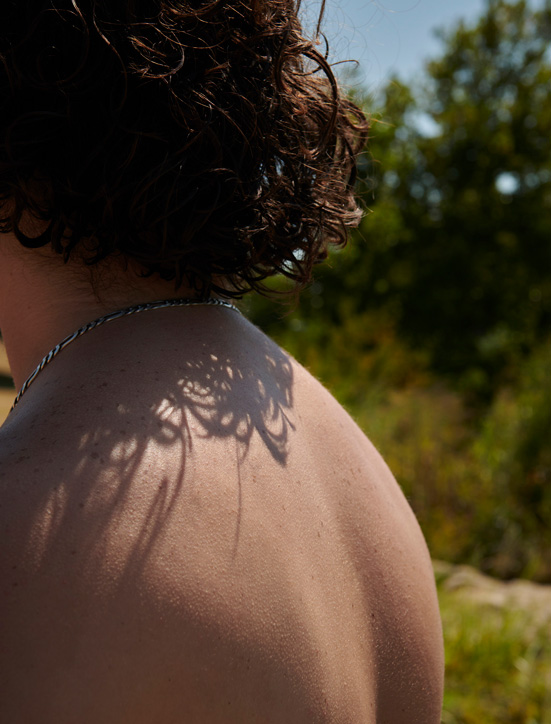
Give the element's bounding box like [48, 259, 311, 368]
[0, 237, 444, 723]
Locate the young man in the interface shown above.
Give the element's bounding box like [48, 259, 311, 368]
[0, 2, 443, 721]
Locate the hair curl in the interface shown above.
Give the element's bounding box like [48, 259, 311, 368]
[0, 0, 368, 297]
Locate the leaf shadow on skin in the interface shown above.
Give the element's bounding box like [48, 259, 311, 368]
[1, 318, 296, 616]
[0, 316, 319, 720]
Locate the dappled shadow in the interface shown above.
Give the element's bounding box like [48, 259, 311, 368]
[2, 313, 295, 593]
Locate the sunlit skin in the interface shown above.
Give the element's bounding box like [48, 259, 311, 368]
[0, 232, 443, 723]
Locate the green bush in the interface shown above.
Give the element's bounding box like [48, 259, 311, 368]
[474, 340, 551, 581]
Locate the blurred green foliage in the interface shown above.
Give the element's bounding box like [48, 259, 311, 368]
[475, 340, 551, 579]
[243, 0, 551, 581]
[439, 582, 551, 723]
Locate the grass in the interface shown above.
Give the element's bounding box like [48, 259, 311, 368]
[438, 571, 551, 724]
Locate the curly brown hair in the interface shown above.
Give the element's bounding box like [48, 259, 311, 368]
[0, 0, 368, 297]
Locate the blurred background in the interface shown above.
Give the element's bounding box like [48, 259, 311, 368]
[244, 0, 551, 720]
[1, 0, 550, 721]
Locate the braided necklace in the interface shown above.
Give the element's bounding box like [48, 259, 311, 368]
[10, 297, 239, 412]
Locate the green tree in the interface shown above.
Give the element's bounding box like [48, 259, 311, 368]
[248, 0, 551, 402]
[393, 0, 551, 397]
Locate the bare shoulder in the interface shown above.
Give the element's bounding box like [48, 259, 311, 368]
[0, 316, 443, 723]
[288, 361, 445, 715]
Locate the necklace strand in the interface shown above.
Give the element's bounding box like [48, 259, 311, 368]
[10, 298, 239, 412]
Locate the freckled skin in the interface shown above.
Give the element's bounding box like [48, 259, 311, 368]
[0, 308, 443, 723]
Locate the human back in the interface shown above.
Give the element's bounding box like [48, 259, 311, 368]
[0, 304, 442, 723]
[0, 1, 443, 721]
